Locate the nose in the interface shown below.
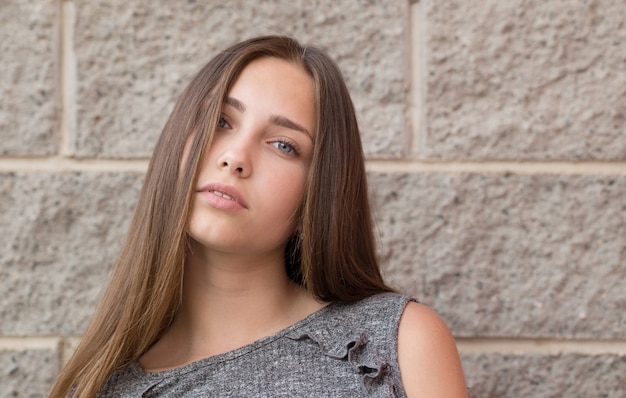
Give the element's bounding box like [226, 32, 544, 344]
[216, 141, 252, 177]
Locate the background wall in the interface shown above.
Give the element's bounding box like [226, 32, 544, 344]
[1, 0, 625, 396]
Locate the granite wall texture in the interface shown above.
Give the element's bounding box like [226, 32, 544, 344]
[0, 0, 624, 396]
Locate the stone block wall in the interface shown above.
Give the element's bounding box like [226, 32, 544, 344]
[1, 1, 624, 396]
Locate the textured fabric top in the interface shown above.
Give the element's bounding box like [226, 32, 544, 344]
[97, 293, 414, 397]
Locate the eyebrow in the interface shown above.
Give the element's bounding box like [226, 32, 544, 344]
[224, 96, 245, 113]
[223, 96, 312, 140]
[269, 115, 312, 139]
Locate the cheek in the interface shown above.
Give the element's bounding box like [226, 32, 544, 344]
[273, 161, 307, 196]
[179, 130, 212, 178]
[186, 197, 201, 233]
[268, 168, 308, 226]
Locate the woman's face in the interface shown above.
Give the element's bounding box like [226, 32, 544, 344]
[187, 57, 316, 259]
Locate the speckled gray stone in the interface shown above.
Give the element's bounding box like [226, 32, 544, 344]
[73, 0, 409, 159]
[462, 353, 626, 397]
[369, 172, 626, 338]
[422, 0, 626, 160]
[0, 1, 57, 155]
[0, 349, 58, 398]
[0, 172, 143, 334]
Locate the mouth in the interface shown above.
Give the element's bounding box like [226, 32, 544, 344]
[196, 183, 248, 210]
[210, 190, 236, 201]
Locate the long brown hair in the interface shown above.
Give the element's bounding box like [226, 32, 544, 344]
[50, 35, 392, 397]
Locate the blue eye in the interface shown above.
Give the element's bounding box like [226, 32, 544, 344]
[272, 140, 297, 155]
[217, 116, 230, 129]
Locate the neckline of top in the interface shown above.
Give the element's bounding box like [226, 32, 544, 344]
[131, 300, 338, 378]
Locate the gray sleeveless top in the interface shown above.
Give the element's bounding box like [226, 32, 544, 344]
[97, 293, 414, 397]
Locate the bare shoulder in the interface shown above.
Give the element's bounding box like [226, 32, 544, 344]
[397, 302, 469, 397]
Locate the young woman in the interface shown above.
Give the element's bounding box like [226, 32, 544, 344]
[50, 36, 468, 397]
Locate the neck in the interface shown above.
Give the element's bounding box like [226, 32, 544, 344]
[181, 247, 303, 328]
[151, 244, 321, 366]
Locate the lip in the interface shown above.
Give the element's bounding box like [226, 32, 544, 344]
[196, 182, 248, 210]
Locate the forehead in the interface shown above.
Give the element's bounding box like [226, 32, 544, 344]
[226, 57, 317, 136]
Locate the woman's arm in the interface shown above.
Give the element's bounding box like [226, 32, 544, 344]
[398, 302, 469, 397]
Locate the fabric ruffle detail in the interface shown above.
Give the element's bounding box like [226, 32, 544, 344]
[286, 329, 399, 397]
